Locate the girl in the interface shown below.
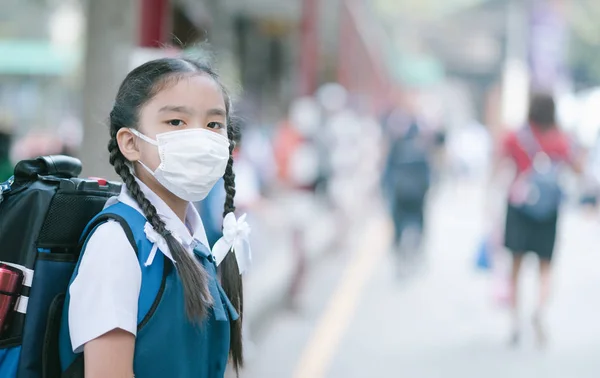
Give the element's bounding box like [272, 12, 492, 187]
[498, 93, 580, 347]
[58, 57, 248, 377]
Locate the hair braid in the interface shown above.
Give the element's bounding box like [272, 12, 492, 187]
[219, 122, 244, 372]
[108, 130, 213, 321]
[223, 131, 237, 216]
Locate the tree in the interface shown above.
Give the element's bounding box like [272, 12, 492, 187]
[80, 0, 138, 178]
[567, 0, 600, 89]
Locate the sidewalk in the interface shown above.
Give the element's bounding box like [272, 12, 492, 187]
[242, 191, 338, 337]
[240, 178, 600, 378]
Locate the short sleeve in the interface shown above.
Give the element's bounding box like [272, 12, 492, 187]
[68, 220, 141, 353]
[555, 132, 573, 162]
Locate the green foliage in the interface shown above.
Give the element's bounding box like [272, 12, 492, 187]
[567, 0, 600, 88]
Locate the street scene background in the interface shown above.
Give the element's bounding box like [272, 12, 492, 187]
[2, 0, 600, 377]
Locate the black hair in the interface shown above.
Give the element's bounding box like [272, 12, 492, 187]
[528, 92, 556, 130]
[107, 57, 243, 372]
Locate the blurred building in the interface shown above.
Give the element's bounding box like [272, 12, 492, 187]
[173, 0, 391, 120]
[425, 0, 506, 122]
[0, 0, 391, 138]
[0, 0, 81, 136]
[375, 0, 570, 136]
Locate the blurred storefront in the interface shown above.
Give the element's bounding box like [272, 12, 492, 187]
[337, 0, 390, 115]
[423, 0, 506, 132]
[0, 0, 82, 136]
[1, 0, 394, 142]
[171, 0, 394, 121]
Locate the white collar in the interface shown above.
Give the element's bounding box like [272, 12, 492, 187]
[104, 178, 211, 265]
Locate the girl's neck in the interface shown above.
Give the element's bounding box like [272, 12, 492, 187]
[155, 185, 188, 223]
[134, 169, 188, 223]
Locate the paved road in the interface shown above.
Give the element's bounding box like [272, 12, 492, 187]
[241, 180, 600, 378]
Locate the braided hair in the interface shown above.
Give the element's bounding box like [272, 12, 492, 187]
[108, 58, 244, 372]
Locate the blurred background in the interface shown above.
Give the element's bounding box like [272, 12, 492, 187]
[2, 0, 600, 377]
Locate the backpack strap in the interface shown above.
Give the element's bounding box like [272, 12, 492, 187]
[61, 206, 169, 378]
[60, 212, 139, 378]
[61, 355, 83, 378]
[77, 204, 170, 326]
[516, 126, 543, 161]
[77, 213, 138, 256]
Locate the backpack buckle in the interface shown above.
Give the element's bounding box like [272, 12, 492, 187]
[0, 176, 14, 204]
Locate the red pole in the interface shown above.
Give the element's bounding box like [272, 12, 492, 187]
[337, 1, 349, 88]
[298, 0, 319, 96]
[139, 0, 170, 47]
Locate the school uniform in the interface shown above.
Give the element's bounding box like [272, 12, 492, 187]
[58, 178, 237, 378]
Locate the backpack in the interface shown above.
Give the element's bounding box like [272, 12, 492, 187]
[0, 155, 121, 378]
[384, 124, 431, 202]
[510, 127, 563, 221]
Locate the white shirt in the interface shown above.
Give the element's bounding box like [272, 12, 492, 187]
[68, 179, 210, 353]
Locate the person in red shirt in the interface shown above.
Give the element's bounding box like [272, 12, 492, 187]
[500, 93, 581, 347]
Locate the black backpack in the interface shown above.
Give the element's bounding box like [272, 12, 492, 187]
[0, 155, 120, 378]
[385, 125, 431, 201]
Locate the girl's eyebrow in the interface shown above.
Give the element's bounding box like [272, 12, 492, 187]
[159, 106, 226, 118]
[158, 105, 195, 115]
[207, 108, 227, 117]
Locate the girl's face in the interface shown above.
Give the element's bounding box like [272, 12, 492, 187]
[134, 74, 228, 172]
[115, 73, 228, 204]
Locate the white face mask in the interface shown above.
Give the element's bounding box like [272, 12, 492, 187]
[130, 128, 230, 202]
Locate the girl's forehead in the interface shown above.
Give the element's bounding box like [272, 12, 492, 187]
[147, 75, 226, 113]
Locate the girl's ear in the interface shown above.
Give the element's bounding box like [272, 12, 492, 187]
[116, 128, 142, 162]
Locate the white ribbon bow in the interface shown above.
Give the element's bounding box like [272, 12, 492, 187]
[212, 213, 252, 274]
[143, 222, 181, 267]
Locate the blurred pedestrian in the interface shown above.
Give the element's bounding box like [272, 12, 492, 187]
[10, 130, 65, 162]
[274, 97, 321, 191]
[579, 130, 600, 209]
[318, 85, 382, 253]
[499, 92, 581, 347]
[272, 97, 322, 309]
[57, 115, 84, 157]
[381, 93, 432, 273]
[320, 87, 365, 250]
[447, 120, 493, 184]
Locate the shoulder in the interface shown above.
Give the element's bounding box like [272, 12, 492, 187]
[87, 218, 130, 235]
[68, 220, 141, 353]
[78, 220, 141, 284]
[551, 129, 573, 157]
[551, 128, 571, 145]
[85, 220, 137, 252]
[75, 221, 141, 299]
[500, 130, 519, 153]
[503, 129, 518, 143]
[538, 128, 570, 152]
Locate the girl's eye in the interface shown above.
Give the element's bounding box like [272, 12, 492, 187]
[167, 119, 185, 127]
[207, 122, 225, 130]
